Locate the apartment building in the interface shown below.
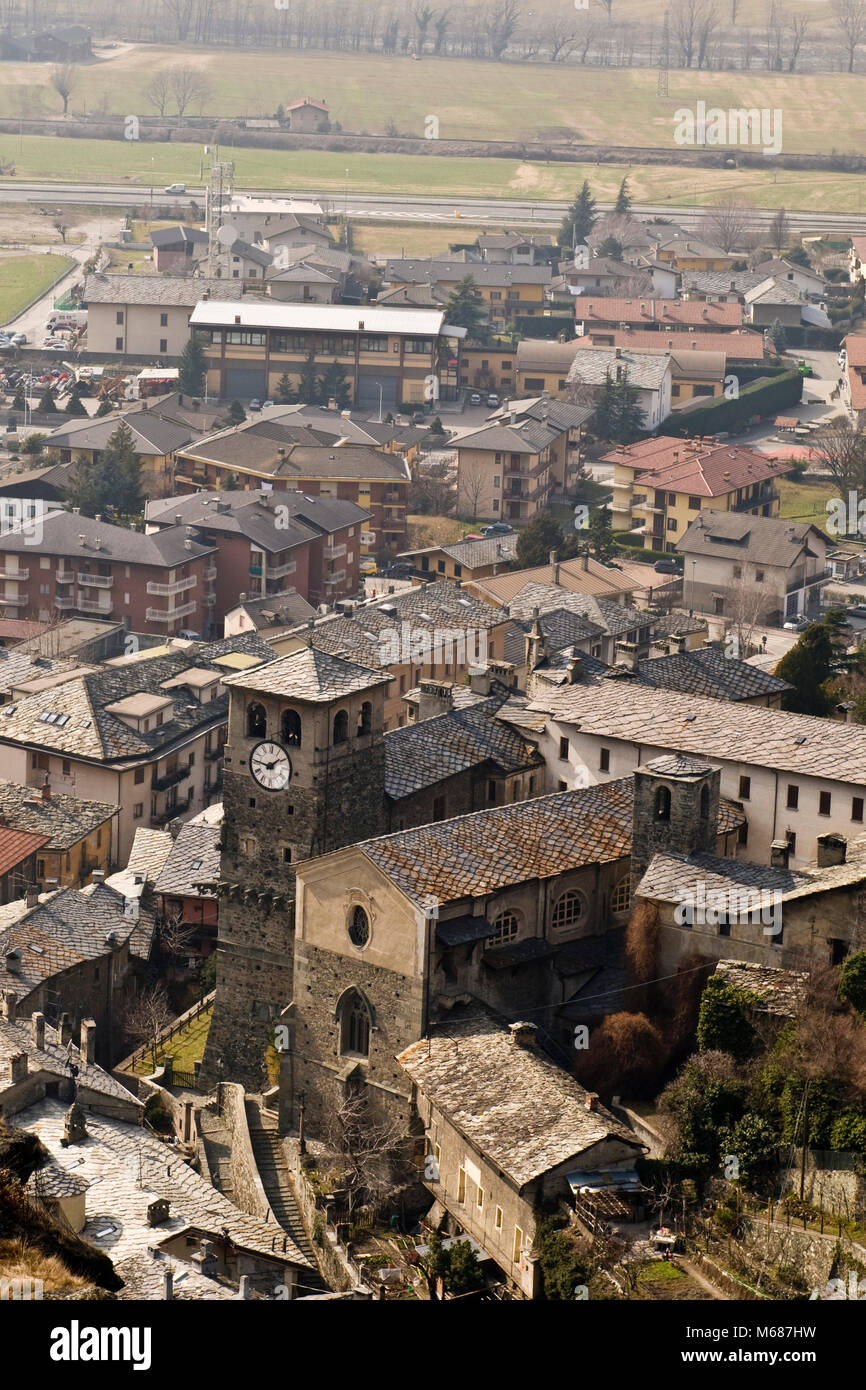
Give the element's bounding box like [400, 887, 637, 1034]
[844, 334, 866, 426]
[525, 682, 866, 869]
[603, 436, 792, 548]
[676, 512, 829, 624]
[398, 533, 519, 585]
[0, 634, 273, 861]
[83, 275, 245, 357]
[173, 416, 410, 555]
[455, 398, 591, 525]
[145, 488, 371, 624]
[571, 327, 766, 366]
[189, 301, 463, 410]
[383, 259, 551, 328]
[573, 296, 744, 336]
[44, 410, 197, 500]
[0, 510, 218, 638]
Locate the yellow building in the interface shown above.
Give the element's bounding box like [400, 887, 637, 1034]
[602, 436, 792, 550]
[383, 259, 551, 329]
[0, 779, 115, 888]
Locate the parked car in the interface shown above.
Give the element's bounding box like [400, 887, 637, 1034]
[838, 348, 848, 367]
[359, 558, 378, 575]
[10, 334, 26, 346]
[783, 616, 811, 632]
[261, 399, 274, 409]
[248, 399, 262, 412]
[487, 393, 500, 407]
[164, 183, 186, 194]
[177, 628, 201, 640]
[380, 561, 415, 579]
[481, 522, 513, 536]
[468, 392, 482, 405]
[653, 559, 681, 574]
[412, 411, 426, 425]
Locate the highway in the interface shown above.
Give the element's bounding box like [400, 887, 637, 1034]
[3, 181, 866, 237]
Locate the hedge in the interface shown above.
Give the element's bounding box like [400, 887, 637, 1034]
[666, 367, 803, 437]
[512, 315, 575, 339]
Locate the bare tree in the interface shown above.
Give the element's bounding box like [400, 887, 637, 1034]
[169, 64, 212, 119]
[833, 0, 866, 71]
[811, 417, 866, 496]
[765, 0, 785, 70]
[457, 456, 487, 519]
[412, 2, 436, 51]
[50, 63, 78, 116]
[157, 908, 197, 962]
[787, 13, 809, 70]
[122, 984, 174, 1069]
[324, 1087, 412, 1217]
[700, 196, 756, 253]
[53, 221, 69, 244]
[161, 0, 196, 41]
[768, 206, 789, 253]
[724, 571, 768, 655]
[695, 0, 720, 66]
[145, 71, 171, 117]
[548, 18, 578, 60]
[487, 0, 521, 58]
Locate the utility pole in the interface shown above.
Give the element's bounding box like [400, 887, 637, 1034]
[799, 1080, 810, 1200]
[657, 11, 670, 98]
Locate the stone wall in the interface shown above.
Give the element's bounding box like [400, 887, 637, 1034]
[217, 1083, 273, 1223]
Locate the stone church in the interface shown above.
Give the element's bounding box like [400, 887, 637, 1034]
[201, 643, 745, 1138]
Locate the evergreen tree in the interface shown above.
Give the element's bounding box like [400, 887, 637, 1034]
[275, 372, 295, 405]
[106, 420, 145, 518]
[227, 399, 246, 424]
[318, 359, 352, 410]
[515, 514, 565, 569]
[11, 388, 25, 411]
[769, 317, 787, 353]
[298, 351, 320, 404]
[611, 368, 645, 443]
[614, 176, 632, 216]
[95, 397, 114, 417]
[64, 382, 88, 417]
[223, 471, 240, 490]
[775, 609, 854, 716]
[597, 236, 624, 261]
[592, 370, 619, 441]
[37, 386, 57, 414]
[20, 433, 47, 456]
[178, 335, 207, 395]
[583, 506, 616, 564]
[558, 180, 597, 250]
[445, 275, 487, 339]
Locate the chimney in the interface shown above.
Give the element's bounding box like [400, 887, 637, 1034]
[585, 1091, 599, 1112]
[770, 839, 790, 870]
[58, 1012, 73, 1045]
[9, 1053, 27, 1084]
[91, 869, 105, 884]
[418, 680, 454, 721]
[80, 1018, 96, 1065]
[566, 653, 583, 684]
[469, 666, 492, 696]
[508, 1021, 537, 1048]
[31, 1011, 45, 1050]
[40, 780, 51, 802]
[238, 1276, 252, 1301]
[2, 988, 18, 1022]
[614, 346, 622, 359]
[668, 633, 688, 655]
[525, 608, 547, 671]
[162, 1269, 174, 1301]
[582, 550, 589, 572]
[816, 833, 847, 869]
[615, 640, 639, 671]
[25, 885, 39, 909]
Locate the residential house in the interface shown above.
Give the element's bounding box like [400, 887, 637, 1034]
[570, 328, 766, 367]
[0, 25, 92, 60]
[144, 488, 370, 623]
[213, 196, 326, 246]
[0, 633, 273, 861]
[652, 238, 738, 272]
[676, 511, 829, 624]
[474, 233, 556, 265]
[0, 1002, 142, 1124]
[573, 296, 744, 337]
[398, 533, 519, 585]
[844, 334, 866, 426]
[753, 258, 827, 300]
[217, 238, 273, 285]
[149, 226, 209, 274]
[189, 301, 463, 409]
[285, 97, 329, 132]
[399, 1011, 645, 1297]
[455, 399, 593, 524]
[0, 778, 115, 889]
[743, 278, 808, 330]
[849, 238, 866, 285]
[383, 259, 552, 328]
[565, 345, 673, 433]
[265, 260, 342, 304]
[461, 345, 520, 395]
[0, 825, 49, 905]
[223, 590, 316, 641]
[529, 681, 866, 868]
[153, 820, 220, 963]
[44, 409, 197, 499]
[502, 583, 653, 666]
[0, 509, 218, 637]
[602, 436, 792, 547]
[466, 554, 637, 609]
[83, 275, 246, 357]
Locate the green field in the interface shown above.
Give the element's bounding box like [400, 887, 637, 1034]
[0, 252, 73, 321]
[0, 43, 864, 156]
[2, 133, 866, 214]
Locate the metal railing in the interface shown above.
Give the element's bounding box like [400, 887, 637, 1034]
[146, 576, 197, 597]
[145, 600, 197, 622]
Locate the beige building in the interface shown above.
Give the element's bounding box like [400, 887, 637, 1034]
[83, 275, 244, 357]
[456, 398, 591, 525]
[677, 512, 829, 624]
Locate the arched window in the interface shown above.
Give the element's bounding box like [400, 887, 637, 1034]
[552, 890, 584, 931]
[340, 989, 371, 1057]
[246, 702, 266, 738]
[700, 784, 710, 820]
[348, 905, 369, 948]
[654, 786, 671, 822]
[489, 911, 519, 945]
[611, 874, 632, 913]
[357, 700, 372, 737]
[333, 709, 348, 745]
[281, 709, 302, 748]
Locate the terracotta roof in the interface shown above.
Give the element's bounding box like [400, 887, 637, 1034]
[574, 298, 743, 328]
[632, 443, 791, 497]
[0, 824, 49, 876]
[580, 328, 765, 359]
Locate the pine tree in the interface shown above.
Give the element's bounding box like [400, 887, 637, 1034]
[445, 276, 487, 339]
[769, 318, 787, 353]
[11, 388, 25, 411]
[558, 180, 597, 250]
[516, 514, 565, 568]
[227, 399, 246, 424]
[611, 368, 646, 444]
[37, 386, 57, 414]
[105, 420, 144, 519]
[64, 382, 88, 417]
[95, 397, 114, 417]
[298, 351, 320, 404]
[592, 370, 619, 440]
[584, 506, 616, 564]
[597, 236, 624, 262]
[318, 359, 352, 410]
[275, 372, 295, 405]
[178, 335, 207, 395]
[614, 177, 632, 216]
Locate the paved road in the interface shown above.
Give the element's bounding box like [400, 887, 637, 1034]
[2, 181, 866, 236]
[2, 214, 123, 337]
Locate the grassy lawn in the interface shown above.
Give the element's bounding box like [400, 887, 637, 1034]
[1, 45, 863, 157]
[0, 252, 73, 321]
[351, 222, 495, 259]
[407, 515, 467, 550]
[2, 135, 866, 214]
[131, 1003, 212, 1077]
[777, 476, 836, 529]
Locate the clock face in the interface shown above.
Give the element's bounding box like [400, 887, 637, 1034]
[249, 740, 292, 791]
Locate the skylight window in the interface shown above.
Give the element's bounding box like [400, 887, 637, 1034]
[191, 859, 203, 871]
[4, 705, 16, 716]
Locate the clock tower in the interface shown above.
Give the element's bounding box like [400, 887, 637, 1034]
[200, 643, 392, 1089]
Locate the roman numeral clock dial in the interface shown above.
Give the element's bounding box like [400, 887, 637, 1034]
[249, 740, 293, 791]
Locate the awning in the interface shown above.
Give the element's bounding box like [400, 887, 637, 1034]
[436, 915, 492, 947]
[567, 1169, 643, 1195]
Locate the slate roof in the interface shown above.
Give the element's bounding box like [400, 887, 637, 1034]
[360, 776, 742, 904]
[540, 683, 866, 785]
[636, 840, 866, 909]
[124, 826, 173, 882]
[385, 258, 552, 289]
[676, 512, 826, 568]
[623, 647, 792, 702]
[397, 1009, 642, 1188]
[650, 611, 708, 639]
[0, 882, 149, 993]
[0, 1019, 141, 1108]
[231, 590, 316, 628]
[400, 535, 518, 569]
[505, 607, 607, 667]
[0, 649, 80, 696]
[681, 271, 769, 296]
[384, 697, 542, 799]
[45, 410, 194, 457]
[0, 779, 114, 852]
[145, 489, 370, 554]
[178, 424, 409, 482]
[154, 822, 220, 898]
[26, 1160, 90, 1200]
[84, 274, 245, 306]
[222, 644, 391, 702]
[506, 584, 650, 640]
[566, 348, 672, 391]
[0, 633, 272, 763]
[713, 958, 809, 1016]
[0, 509, 216, 568]
[149, 226, 209, 249]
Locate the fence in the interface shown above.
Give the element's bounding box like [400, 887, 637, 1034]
[115, 989, 215, 1077]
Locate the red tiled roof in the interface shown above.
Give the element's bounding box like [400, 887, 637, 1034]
[0, 619, 50, 641]
[574, 328, 764, 359]
[0, 824, 50, 877]
[574, 298, 743, 328]
[633, 443, 792, 497]
[287, 97, 329, 111]
[846, 334, 866, 368]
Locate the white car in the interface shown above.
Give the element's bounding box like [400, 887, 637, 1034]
[838, 348, 848, 368]
[10, 333, 26, 345]
[164, 183, 186, 194]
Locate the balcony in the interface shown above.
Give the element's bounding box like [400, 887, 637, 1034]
[78, 573, 113, 588]
[146, 576, 197, 597]
[324, 570, 346, 585]
[152, 764, 190, 792]
[203, 566, 218, 582]
[77, 597, 114, 614]
[146, 600, 197, 623]
[360, 532, 377, 547]
[152, 792, 192, 825]
[0, 568, 28, 581]
[54, 596, 75, 610]
[55, 570, 74, 584]
[266, 559, 297, 579]
[202, 592, 216, 606]
[732, 488, 779, 513]
[249, 564, 263, 577]
[0, 593, 28, 606]
[324, 544, 346, 561]
[205, 772, 223, 796]
[205, 744, 223, 761]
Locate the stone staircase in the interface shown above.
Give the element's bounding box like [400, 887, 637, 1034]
[245, 1100, 318, 1269]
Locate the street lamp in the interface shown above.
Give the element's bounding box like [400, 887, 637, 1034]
[344, 168, 349, 224]
[377, 381, 384, 424]
[149, 157, 155, 221]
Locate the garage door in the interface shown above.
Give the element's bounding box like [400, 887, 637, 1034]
[224, 366, 266, 400]
[357, 374, 398, 411]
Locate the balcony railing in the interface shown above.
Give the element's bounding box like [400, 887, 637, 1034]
[324, 544, 346, 561]
[152, 764, 190, 792]
[146, 600, 197, 622]
[151, 792, 192, 825]
[732, 489, 779, 513]
[0, 568, 28, 581]
[55, 570, 74, 584]
[266, 559, 297, 579]
[202, 566, 218, 582]
[77, 597, 114, 614]
[78, 573, 113, 588]
[324, 570, 346, 585]
[54, 596, 75, 610]
[0, 593, 28, 606]
[205, 744, 222, 761]
[202, 592, 216, 606]
[146, 576, 197, 597]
